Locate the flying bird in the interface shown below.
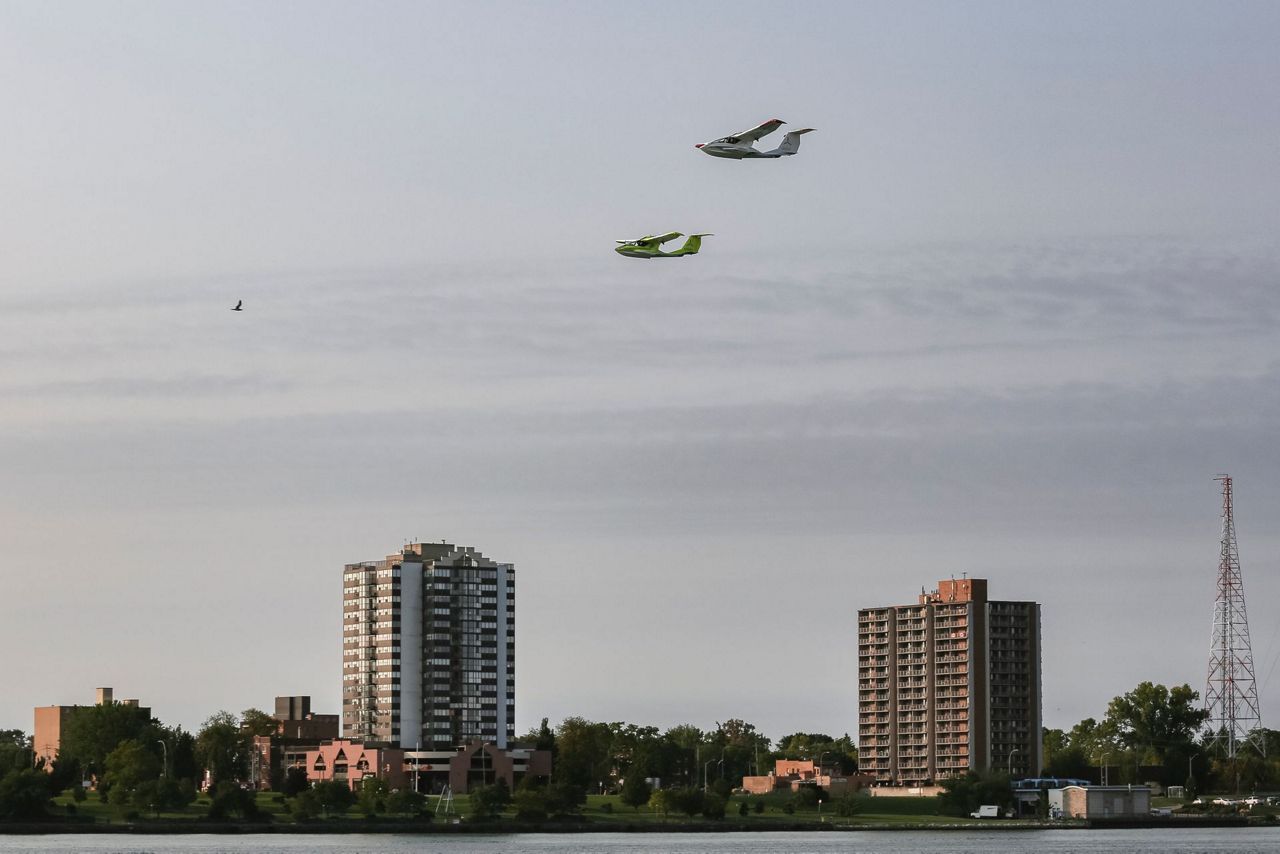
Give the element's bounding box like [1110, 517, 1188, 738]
[231, 300, 243, 311]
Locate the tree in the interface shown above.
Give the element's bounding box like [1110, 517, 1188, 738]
[512, 785, 548, 822]
[703, 719, 772, 787]
[386, 787, 427, 818]
[469, 779, 511, 820]
[357, 777, 389, 817]
[0, 769, 51, 820]
[281, 766, 310, 797]
[554, 718, 614, 792]
[669, 786, 704, 818]
[195, 712, 245, 788]
[313, 780, 354, 816]
[938, 771, 1013, 817]
[239, 709, 278, 738]
[543, 780, 585, 815]
[1104, 683, 1207, 757]
[834, 791, 865, 817]
[772, 732, 858, 774]
[648, 788, 671, 818]
[103, 739, 161, 808]
[1042, 744, 1093, 780]
[292, 788, 322, 821]
[0, 731, 31, 775]
[58, 702, 157, 779]
[661, 725, 705, 787]
[620, 773, 651, 812]
[701, 793, 725, 819]
[207, 780, 260, 820]
[794, 784, 827, 809]
[1104, 682, 1209, 784]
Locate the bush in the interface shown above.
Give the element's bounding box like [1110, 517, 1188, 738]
[834, 792, 865, 817]
[386, 787, 427, 817]
[207, 782, 260, 821]
[620, 774, 651, 812]
[782, 801, 795, 815]
[0, 769, 52, 820]
[313, 780, 354, 816]
[292, 789, 321, 821]
[738, 800, 749, 817]
[701, 794, 726, 819]
[600, 801, 613, 813]
[545, 781, 586, 816]
[280, 767, 310, 798]
[669, 787, 704, 818]
[513, 786, 548, 822]
[753, 800, 764, 814]
[468, 780, 511, 820]
[794, 785, 827, 809]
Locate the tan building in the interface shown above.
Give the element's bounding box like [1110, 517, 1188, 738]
[33, 687, 150, 769]
[857, 578, 1041, 785]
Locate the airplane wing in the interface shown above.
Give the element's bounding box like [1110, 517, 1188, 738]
[733, 118, 785, 143]
[652, 231, 683, 244]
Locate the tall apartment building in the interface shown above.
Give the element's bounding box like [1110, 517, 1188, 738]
[857, 578, 1041, 785]
[342, 542, 515, 749]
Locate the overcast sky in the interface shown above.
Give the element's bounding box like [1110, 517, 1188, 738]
[3, 1, 1279, 747]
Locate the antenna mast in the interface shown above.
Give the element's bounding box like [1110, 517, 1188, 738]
[1203, 475, 1265, 759]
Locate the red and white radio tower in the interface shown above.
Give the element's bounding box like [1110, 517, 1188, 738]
[1203, 474, 1265, 758]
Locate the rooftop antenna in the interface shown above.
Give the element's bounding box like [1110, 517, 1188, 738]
[1204, 474, 1265, 772]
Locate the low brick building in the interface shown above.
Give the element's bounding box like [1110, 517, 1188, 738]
[741, 759, 871, 796]
[301, 739, 551, 794]
[1049, 785, 1151, 819]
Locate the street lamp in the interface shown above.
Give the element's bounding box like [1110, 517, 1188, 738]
[156, 740, 168, 779]
[1092, 751, 1111, 786]
[704, 759, 717, 793]
[1007, 747, 1020, 777]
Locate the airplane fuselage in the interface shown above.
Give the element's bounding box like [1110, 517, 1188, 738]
[695, 142, 781, 159]
[614, 246, 693, 258]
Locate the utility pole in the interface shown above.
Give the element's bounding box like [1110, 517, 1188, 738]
[1204, 475, 1265, 790]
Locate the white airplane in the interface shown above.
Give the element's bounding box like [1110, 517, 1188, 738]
[695, 119, 815, 159]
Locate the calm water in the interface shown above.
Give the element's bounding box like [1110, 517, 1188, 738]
[0, 829, 1278, 854]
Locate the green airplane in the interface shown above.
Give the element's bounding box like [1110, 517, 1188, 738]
[615, 232, 712, 258]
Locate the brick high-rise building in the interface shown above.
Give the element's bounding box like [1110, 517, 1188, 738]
[342, 542, 515, 749]
[857, 578, 1041, 785]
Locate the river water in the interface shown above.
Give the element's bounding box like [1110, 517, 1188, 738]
[1, 829, 1278, 854]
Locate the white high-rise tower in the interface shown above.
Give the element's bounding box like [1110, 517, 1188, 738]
[342, 542, 515, 749]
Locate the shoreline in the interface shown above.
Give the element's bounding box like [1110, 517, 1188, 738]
[0, 816, 1252, 834]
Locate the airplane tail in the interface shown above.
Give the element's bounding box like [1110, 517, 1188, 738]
[675, 233, 712, 255]
[770, 128, 815, 156]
